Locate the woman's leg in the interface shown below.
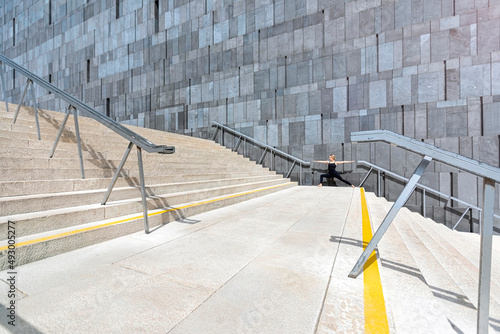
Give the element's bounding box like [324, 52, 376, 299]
[319, 173, 330, 186]
[331, 171, 354, 187]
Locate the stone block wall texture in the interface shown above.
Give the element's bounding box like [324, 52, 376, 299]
[1, 0, 499, 228]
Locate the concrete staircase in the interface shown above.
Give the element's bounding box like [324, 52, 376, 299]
[317, 188, 499, 333]
[0, 102, 296, 269]
[364, 192, 500, 333]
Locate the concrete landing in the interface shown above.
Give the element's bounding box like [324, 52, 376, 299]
[0, 186, 494, 333]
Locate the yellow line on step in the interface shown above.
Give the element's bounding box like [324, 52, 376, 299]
[361, 188, 390, 334]
[0, 182, 292, 251]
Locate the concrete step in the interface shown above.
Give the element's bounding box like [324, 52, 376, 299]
[0, 176, 289, 215]
[367, 193, 500, 333]
[0, 143, 247, 162]
[403, 211, 500, 310]
[425, 216, 500, 265]
[0, 131, 234, 155]
[0, 180, 294, 237]
[0, 109, 215, 144]
[404, 209, 500, 332]
[365, 193, 459, 333]
[0, 166, 275, 181]
[407, 211, 500, 295]
[0, 174, 280, 197]
[0, 181, 296, 270]
[0, 108, 214, 146]
[0, 156, 267, 173]
[0, 101, 296, 272]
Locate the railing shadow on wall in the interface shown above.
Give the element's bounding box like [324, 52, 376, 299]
[210, 122, 311, 185]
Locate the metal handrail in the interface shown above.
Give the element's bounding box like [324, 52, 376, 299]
[352, 130, 500, 182]
[0, 54, 175, 233]
[211, 121, 311, 184]
[0, 54, 174, 154]
[349, 130, 500, 334]
[356, 160, 500, 231]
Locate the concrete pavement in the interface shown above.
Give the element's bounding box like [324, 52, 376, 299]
[2, 185, 497, 333]
[0, 186, 364, 333]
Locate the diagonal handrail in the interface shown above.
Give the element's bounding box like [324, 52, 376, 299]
[0, 54, 175, 234]
[0, 54, 174, 154]
[211, 121, 311, 184]
[352, 130, 500, 182]
[349, 130, 500, 334]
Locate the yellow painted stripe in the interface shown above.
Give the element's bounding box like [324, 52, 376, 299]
[0, 182, 292, 251]
[361, 187, 390, 334]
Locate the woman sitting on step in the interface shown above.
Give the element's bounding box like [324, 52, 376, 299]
[314, 154, 355, 188]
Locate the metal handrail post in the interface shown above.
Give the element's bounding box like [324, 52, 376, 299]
[377, 169, 381, 196]
[258, 147, 267, 164]
[137, 146, 150, 234]
[452, 206, 472, 230]
[211, 122, 311, 170]
[423, 189, 426, 217]
[286, 160, 296, 178]
[349, 155, 433, 278]
[49, 105, 73, 157]
[477, 178, 495, 334]
[72, 107, 85, 179]
[12, 79, 30, 124]
[211, 127, 219, 141]
[48, 105, 85, 178]
[272, 152, 276, 172]
[29, 78, 41, 140]
[469, 208, 474, 233]
[233, 136, 242, 151]
[359, 167, 373, 187]
[102, 142, 134, 205]
[0, 62, 8, 112]
[299, 163, 303, 185]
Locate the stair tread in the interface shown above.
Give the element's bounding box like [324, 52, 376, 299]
[0, 102, 295, 268]
[366, 194, 473, 333]
[366, 193, 500, 332]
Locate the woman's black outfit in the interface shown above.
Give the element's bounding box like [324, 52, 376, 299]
[319, 163, 353, 186]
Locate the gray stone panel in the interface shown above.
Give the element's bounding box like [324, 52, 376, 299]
[430, 30, 449, 62]
[403, 36, 421, 66]
[418, 72, 440, 103]
[483, 102, 500, 136]
[445, 107, 468, 137]
[305, 116, 321, 145]
[379, 42, 394, 72]
[473, 136, 500, 167]
[289, 121, 305, 146]
[393, 76, 412, 105]
[369, 80, 387, 108]
[346, 50, 361, 77]
[333, 53, 346, 79]
[395, 0, 411, 29]
[478, 19, 500, 54]
[460, 64, 490, 98]
[348, 82, 366, 111]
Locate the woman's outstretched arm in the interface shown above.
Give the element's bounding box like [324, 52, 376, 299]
[334, 160, 355, 165]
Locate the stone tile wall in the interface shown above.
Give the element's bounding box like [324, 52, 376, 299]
[1, 0, 499, 228]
